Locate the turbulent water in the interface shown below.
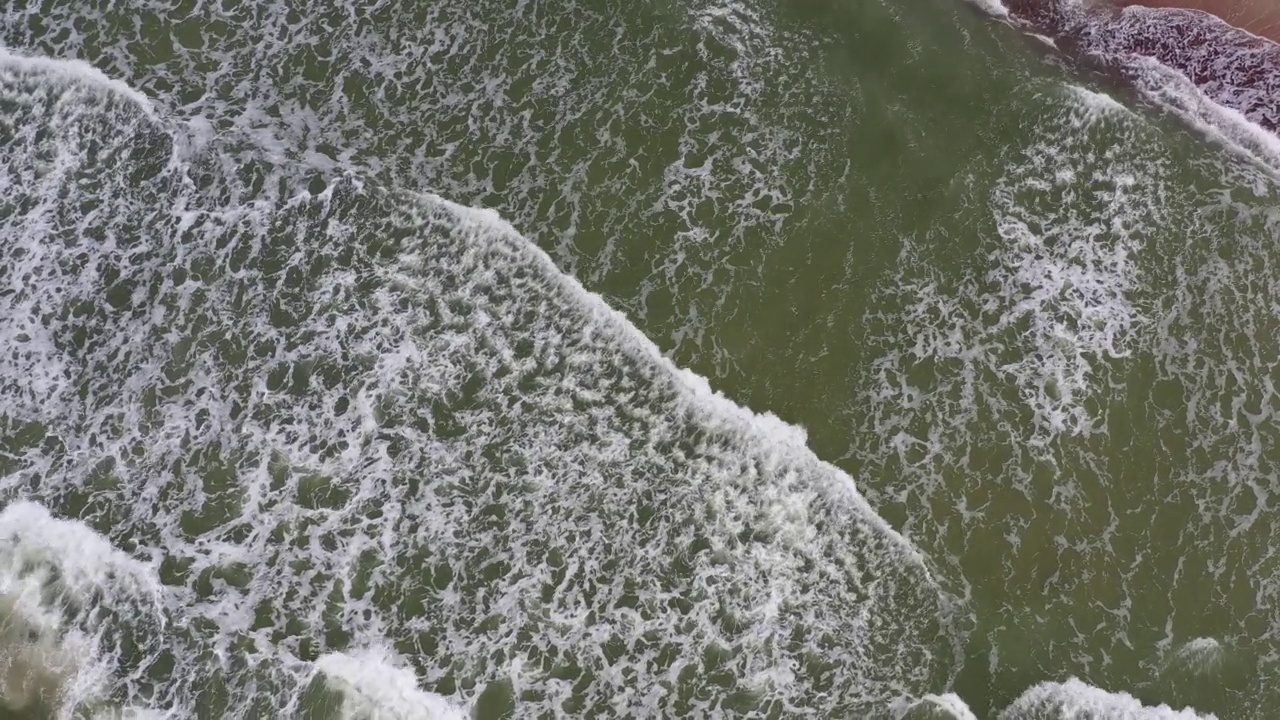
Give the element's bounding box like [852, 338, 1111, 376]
[0, 0, 1278, 718]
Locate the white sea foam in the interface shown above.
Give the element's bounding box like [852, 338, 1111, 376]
[12, 0, 1279, 715]
[966, 0, 1012, 20]
[1163, 638, 1224, 676]
[0, 501, 162, 717]
[426, 191, 816, 454]
[864, 81, 1160, 456]
[0, 45, 157, 118]
[0, 46, 963, 717]
[1063, 84, 1134, 121]
[314, 650, 470, 720]
[848, 75, 1253, 712]
[1, 0, 855, 375]
[893, 692, 980, 719]
[1121, 55, 1280, 178]
[851, 51, 1280, 711]
[999, 678, 1217, 719]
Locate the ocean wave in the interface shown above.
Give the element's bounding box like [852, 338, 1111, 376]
[0, 47, 965, 717]
[968, 0, 1280, 170]
[1000, 678, 1217, 719]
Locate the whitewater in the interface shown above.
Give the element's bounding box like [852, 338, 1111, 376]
[3, 0, 1280, 717]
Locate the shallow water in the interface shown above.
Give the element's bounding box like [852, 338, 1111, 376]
[1, 0, 1278, 717]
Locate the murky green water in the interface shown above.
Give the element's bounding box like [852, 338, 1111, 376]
[1, 0, 1278, 717]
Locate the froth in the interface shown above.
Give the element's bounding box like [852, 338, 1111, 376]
[1119, 55, 1280, 174]
[998, 0, 1280, 173]
[0, 49, 963, 716]
[313, 650, 470, 720]
[865, 81, 1158, 450]
[893, 692, 980, 719]
[850, 75, 1239, 714]
[0, 501, 162, 717]
[1, 0, 852, 373]
[0, 45, 157, 118]
[999, 678, 1218, 719]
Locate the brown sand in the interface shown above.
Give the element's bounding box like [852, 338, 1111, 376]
[1114, 0, 1280, 41]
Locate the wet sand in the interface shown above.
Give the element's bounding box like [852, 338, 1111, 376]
[1115, 0, 1280, 42]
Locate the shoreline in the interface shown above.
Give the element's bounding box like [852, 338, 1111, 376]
[1114, 0, 1280, 43]
[991, 0, 1280, 136]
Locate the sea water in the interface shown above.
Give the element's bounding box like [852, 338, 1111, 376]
[1, 0, 1278, 717]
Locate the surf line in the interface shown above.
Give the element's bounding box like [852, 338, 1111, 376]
[968, 0, 1280, 141]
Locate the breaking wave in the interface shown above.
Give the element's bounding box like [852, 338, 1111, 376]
[0, 46, 963, 717]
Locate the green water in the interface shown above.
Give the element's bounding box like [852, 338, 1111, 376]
[3, 0, 1279, 716]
